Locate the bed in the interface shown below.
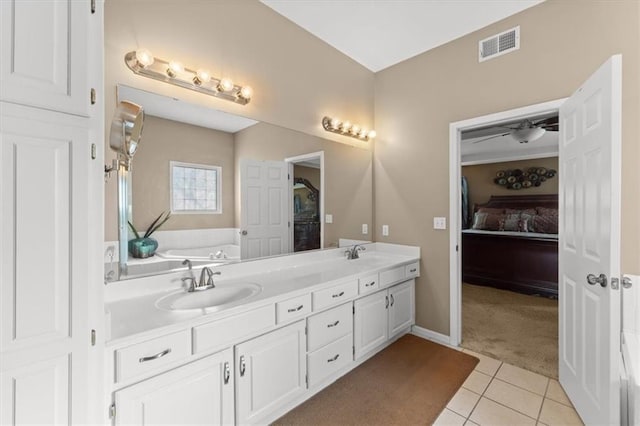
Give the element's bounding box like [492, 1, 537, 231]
[462, 194, 558, 297]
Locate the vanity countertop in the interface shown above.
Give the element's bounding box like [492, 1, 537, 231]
[105, 243, 419, 347]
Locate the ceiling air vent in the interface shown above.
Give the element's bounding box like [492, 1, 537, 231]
[479, 26, 520, 62]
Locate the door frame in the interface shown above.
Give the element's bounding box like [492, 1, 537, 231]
[285, 151, 325, 250]
[448, 98, 566, 346]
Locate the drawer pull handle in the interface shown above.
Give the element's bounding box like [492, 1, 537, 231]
[365, 281, 375, 287]
[327, 320, 340, 328]
[409, 268, 417, 273]
[288, 305, 304, 313]
[239, 355, 246, 377]
[385, 295, 389, 309]
[139, 348, 171, 363]
[390, 294, 395, 307]
[327, 354, 340, 363]
[223, 362, 230, 384]
[332, 291, 345, 298]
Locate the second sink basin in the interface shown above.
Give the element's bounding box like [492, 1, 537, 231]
[156, 282, 262, 311]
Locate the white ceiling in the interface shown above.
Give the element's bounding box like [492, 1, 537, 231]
[261, 0, 544, 72]
[117, 85, 258, 133]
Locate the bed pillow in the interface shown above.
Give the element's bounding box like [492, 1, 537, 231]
[533, 214, 558, 234]
[472, 212, 503, 231]
[536, 207, 558, 217]
[500, 213, 531, 232]
[505, 208, 536, 216]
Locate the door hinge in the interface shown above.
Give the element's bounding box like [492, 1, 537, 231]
[305, 374, 308, 387]
[91, 143, 97, 160]
[304, 326, 307, 336]
[109, 403, 116, 419]
[90, 0, 96, 13]
[288, 221, 291, 228]
[288, 173, 290, 180]
[352, 306, 355, 315]
[90, 88, 96, 105]
[456, 245, 459, 252]
[91, 329, 96, 346]
[352, 346, 355, 356]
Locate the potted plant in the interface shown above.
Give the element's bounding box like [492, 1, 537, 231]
[128, 211, 171, 258]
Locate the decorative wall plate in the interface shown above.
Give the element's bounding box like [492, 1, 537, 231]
[494, 167, 556, 190]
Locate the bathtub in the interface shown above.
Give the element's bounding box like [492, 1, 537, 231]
[158, 244, 240, 261]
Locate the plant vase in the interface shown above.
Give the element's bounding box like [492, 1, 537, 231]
[128, 237, 159, 259]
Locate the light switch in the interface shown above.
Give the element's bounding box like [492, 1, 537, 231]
[433, 217, 447, 230]
[325, 214, 333, 224]
[362, 224, 368, 235]
[382, 225, 389, 236]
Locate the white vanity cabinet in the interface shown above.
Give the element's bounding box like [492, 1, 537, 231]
[235, 320, 307, 424]
[354, 280, 415, 360]
[113, 348, 234, 425]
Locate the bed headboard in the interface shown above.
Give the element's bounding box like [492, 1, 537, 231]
[474, 194, 558, 212]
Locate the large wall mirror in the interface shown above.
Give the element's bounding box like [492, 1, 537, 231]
[106, 85, 373, 280]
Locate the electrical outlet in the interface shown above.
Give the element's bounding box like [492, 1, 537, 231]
[433, 217, 447, 230]
[325, 214, 333, 224]
[362, 224, 368, 234]
[382, 225, 389, 236]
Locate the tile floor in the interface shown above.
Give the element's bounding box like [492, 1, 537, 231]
[433, 349, 584, 426]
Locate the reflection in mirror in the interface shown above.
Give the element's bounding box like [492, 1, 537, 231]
[106, 85, 373, 281]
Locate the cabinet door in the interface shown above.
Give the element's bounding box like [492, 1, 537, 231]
[0, 105, 91, 425]
[114, 349, 234, 425]
[388, 280, 415, 338]
[354, 290, 388, 360]
[0, 0, 89, 116]
[235, 320, 306, 424]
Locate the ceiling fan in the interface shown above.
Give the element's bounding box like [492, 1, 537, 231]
[473, 117, 559, 144]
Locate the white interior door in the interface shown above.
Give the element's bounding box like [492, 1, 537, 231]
[559, 55, 622, 425]
[240, 159, 289, 259]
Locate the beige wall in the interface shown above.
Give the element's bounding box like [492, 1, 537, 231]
[463, 157, 559, 210]
[235, 122, 373, 247]
[131, 116, 235, 232]
[374, 0, 640, 335]
[105, 0, 374, 239]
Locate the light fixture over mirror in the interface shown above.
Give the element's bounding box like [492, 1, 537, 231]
[125, 49, 253, 105]
[322, 116, 375, 141]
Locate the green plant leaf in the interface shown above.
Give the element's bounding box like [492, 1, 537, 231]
[145, 211, 172, 238]
[127, 220, 140, 239]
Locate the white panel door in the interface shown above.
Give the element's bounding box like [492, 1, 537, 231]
[559, 55, 622, 425]
[114, 349, 234, 425]
[0, 105, 90, 425]
[235, 320, 306, 424]
[354, 290, 388, 360]
[0, 0, 89, 116]
[240, 159, 289, 259]
[388, 280, 415, 338]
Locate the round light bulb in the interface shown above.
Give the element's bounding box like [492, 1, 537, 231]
[351, 125, 361, 135]
[194, 69, 211, 85]
[359, 128, 368, 138]
[239, 86, 253, 100]
[367, 130, 377, 139]
[218, 78, 234, 92]
[167, 61, 183, 77]
[135, 49, 154, 67]
[330, 118, 341, 129]
[342, 121, 352, 132]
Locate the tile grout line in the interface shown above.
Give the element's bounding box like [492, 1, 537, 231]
[536, 378, 552, 422]
[465, 361, 502, 423]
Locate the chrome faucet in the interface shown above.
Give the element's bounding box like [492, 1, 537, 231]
[181, 260, 221, 292]
[344, 244, 366, 260]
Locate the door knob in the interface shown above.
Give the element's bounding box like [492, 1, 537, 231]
[587, 273, 607, 287]
[622, 276, 633, 289]
[240, 230, 248, 236]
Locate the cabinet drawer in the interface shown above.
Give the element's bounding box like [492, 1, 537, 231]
[115, 330, 191, 383]
[276, 294, 312, 324]
[379, 266, 405, 287]
[307, 303, 353, 352]
[405, 262, 420, 278]
[193, 304, 275, 354]
[358, 273, 379, 294]
[307, 334, 353, 387]
[313, 279, 358, 311]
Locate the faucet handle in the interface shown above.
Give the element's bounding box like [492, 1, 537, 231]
[206, 270, 221, 286]
[181, 276, 196, 291]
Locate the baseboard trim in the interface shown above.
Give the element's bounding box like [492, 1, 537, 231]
[411, 325, 456, 348]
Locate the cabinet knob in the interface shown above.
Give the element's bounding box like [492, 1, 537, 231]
[385, 295, 389, 309]
[239, 355, 246, 377]
[224, 362, 230, 384]
[390, 294, 395, 307]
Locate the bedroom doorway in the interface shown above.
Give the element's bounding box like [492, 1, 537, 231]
[448, 99, 564, 379]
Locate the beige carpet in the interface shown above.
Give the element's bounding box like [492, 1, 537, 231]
[274, 334, 478, 425]
[462, 282, 558, 379]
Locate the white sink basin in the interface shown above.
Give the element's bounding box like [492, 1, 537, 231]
[156, 282, 261, 311]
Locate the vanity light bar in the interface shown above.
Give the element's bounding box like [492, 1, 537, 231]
[322, 116, 376, 141]
[124, 49, 253, 105]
